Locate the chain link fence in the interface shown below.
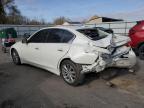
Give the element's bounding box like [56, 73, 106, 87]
[93, 21, 137, 36]
[0, 24, 50, 38]
[0, 21, 137, 38]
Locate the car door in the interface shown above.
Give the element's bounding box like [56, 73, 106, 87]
[21, 29, 48, 65]
[40, 28, 74, 74]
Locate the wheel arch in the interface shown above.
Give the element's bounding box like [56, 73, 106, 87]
[10, 47, 22, 63]
[58, 58, 71, 74]
[58, 57, 84, 86]
[10, 48, 16, 56]
[137, 42, 144, 49]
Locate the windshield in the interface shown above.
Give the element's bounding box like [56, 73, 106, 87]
[77, 28, 109, 41]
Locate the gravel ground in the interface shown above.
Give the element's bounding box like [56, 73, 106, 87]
[0, 47, 144, 108]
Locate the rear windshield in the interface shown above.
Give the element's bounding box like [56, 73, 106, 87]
[77, 28, 109, 41]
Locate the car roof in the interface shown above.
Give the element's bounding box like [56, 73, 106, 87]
[40, 26, 95, 31]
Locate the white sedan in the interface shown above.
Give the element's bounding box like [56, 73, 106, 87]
[10, 27, 136, 86]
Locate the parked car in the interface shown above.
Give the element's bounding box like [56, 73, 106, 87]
[10, 27, 136, 86]
[0, 28, 17, 53]
[129, 20, 144, 59]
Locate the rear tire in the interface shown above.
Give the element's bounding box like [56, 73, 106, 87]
[11, 49, 21, 65]
[2, 47, 6, 53]
[60, 60, 85, 86]
[138, 44, 144, 60]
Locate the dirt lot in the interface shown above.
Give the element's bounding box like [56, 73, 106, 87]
[0, 48, 144, 108]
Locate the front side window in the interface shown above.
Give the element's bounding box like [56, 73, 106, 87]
[46, 29, 74, 43]
[28, 29, 48, 43]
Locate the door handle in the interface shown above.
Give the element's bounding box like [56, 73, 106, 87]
[57, 49, 63, 52]
[35, 48, 39, 50]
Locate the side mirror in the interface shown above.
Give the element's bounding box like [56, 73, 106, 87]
[23, 33, 30, 39]
[22, 38, 28, 44]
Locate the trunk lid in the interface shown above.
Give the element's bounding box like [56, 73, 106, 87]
[92, 34, 130, 48]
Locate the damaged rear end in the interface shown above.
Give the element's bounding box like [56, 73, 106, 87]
[75, 28, 136, 73]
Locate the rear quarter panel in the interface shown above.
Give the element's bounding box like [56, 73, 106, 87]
[68, 44, 98, 64]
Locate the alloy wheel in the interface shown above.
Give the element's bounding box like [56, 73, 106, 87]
[61, 64, 76, 84]
[12, 51, 19, 64]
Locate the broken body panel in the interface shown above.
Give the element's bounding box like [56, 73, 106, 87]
[69, 33, 136, 73]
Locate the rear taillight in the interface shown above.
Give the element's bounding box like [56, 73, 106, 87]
[137, 21, 142, 24]
[5, 39, 8, 42]
[125, 41, 131, 47]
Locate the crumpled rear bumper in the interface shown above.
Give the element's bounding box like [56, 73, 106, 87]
[81, 48, 137, 73]
[109, 49, 136, 68]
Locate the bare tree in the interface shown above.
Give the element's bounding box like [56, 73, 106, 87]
[0, 0, 6, 23]
[2, 0, 20, 15]
[0, 0, 48, 25]
[53, 17, 69, 25]
[0, 0, 21, 24]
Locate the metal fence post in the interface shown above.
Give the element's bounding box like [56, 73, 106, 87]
[17, 26, 19, 38]
[125, 22, 127, 36]
[29, 26, 31, 35]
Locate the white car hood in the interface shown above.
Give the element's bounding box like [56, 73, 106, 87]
[92, 34, 130, 48]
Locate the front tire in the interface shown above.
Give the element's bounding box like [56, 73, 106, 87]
[138, 44, 144, 60]
[60, 60, 85, 86]
[11, 49, 21, 65]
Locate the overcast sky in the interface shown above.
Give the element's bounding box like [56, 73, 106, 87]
[15, 0, 144, 22]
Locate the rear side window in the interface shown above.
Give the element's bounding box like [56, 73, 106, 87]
[62, 30, 74, 43]
[47, 29, 63, 43]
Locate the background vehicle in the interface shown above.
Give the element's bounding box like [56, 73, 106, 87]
[10, 27, 136, 86]
[129, 20, 144, 59]
[0, 28, 17, 53]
